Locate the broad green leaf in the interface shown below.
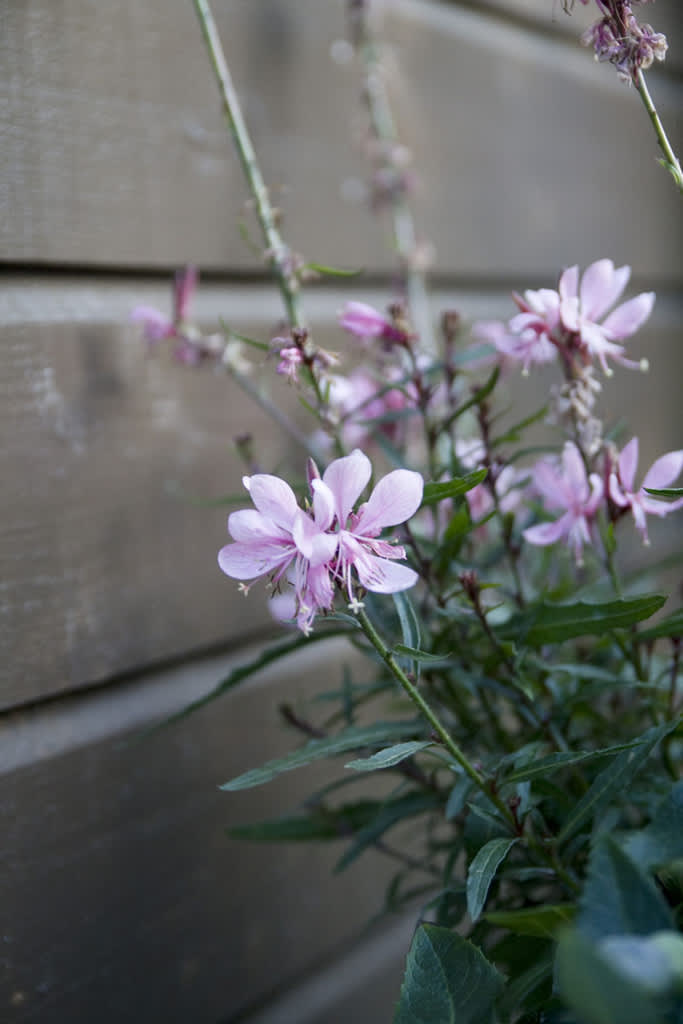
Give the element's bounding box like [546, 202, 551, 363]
[625, 780, 683, 868]
[220, 720, 422, 791]
[635, 608, 683, 641]
[393, 925, 503, 1024]
[578, 836, 673, 941]
[420, 469, 488, 508]
[345, 740, 433, 771]
[503, 739, 646, 784]
[556, 929, 665, 1024]
[228, 800, 381, 841]
[484, 903, 575, 938]
[335, 791, 441, 873]
[466, 837, 518, 922]
[496, 594, 666, 646]
[556, 720, 678, 843]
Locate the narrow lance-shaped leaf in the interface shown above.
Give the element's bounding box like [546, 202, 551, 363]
[644, 486, 683, 499]
[496, 594, 666, 646]
[345, 740, 433, 771]
[466, 837, 518, 922]
[394, 925, 503, 1024]
[420, 469, 487, 508]
[220, 720, 422, 791]
[557, 720, 678, 844]
[335, 790, 441, 873]
[503, 739, 647, 784]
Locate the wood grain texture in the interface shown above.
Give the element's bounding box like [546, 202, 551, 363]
[1, 0, 680, 276]
[0, 640, 400, 1024]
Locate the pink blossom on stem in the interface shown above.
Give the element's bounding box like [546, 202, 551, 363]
[558, 259, 654, 375]
[472, 290, 559, 375]
[523, 441, 604, 564]
[130, 306, 175, 345]
[608, 437, 683, 544]
[218, 472, 337, 634]
[276, 346, 304, 384]
[339, 301, 407, 345]
[313, 449, 423, 603]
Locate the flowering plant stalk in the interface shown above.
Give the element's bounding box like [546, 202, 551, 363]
[137, 2, 683, 1020]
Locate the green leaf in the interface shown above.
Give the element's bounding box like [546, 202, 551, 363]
[644, 486, 683, 499]
[578, 836, 673, 941]
[496, 594, 666, 646]
[220, 720, 422, 791]
[556, 720, 678, 844]
[393, 644, 453, 664]
[392, 591, 421, 651]
[345, 740, 433, 771]
[625, 780, 683, 868]
[228, 800, 381, 841]
[420, 469, 488, 507]
[635, 608, 683, 641]
[145, 627, 351, 731]
[335, 790, 441, 873]
[503, 739, 646, 784]
[556, 929, 666, 1024]
[305, 261, 363, 277]
[466, 837, 518, 922]
[393, 925, 503, 1024]
[483, 903, 575, 938]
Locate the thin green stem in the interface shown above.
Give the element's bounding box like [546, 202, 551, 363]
[192, 0, 305, 325]
[356, 607, 516, 829]
[635, 70, 683, 194]
[353, 15, 433, 349]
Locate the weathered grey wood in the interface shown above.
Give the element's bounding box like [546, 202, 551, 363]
[0, 639, 402, 1024]
[1, 0, 681, 276]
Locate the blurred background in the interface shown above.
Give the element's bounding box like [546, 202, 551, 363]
[1, 1, 681, 1021]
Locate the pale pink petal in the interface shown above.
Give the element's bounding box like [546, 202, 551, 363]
[609, 473, 630, 508]
[559, 265, 579, 302]
[641, 450, 683, 491]
[218, 541, 293, 580]
[247, 474, 300, 530]
[322, 449, 372, 526]
[355, 469, 424, 535]
[639, 495, 683, 518]
[523, 514, 572, 546]
[579, 259, 615, 320]
[601, 292, 654, 340]
[585, 473, 605, 514]
[598, 264, 631, 315]
[618, 437, 639, 492]
[130, 306, 174, 341]
[227, 508, 289, 543]
[355, 554, 418, 593]
[339, 302, 389, 339]
[562, 443, 589, 501]
[311, 479, 335, 530]
[306, 563, 335, 609]
[533, 461, 567, 509]
[292, 512, 338, 566]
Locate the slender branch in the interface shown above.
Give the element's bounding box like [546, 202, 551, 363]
[635, 70, 683, 194]
[351, 7, 434, 349]
[355, 607, 517, 829]
[192, 0, 305, 325]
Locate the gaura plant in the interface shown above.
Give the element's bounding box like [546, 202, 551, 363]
[135, 2, 683, 1021]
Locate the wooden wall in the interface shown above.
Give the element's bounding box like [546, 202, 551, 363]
[1, 1, 681, 1021]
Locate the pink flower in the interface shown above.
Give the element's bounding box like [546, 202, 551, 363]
[276, 346, 303, 384]
[327, 369, 418, 448]
[558, 259, 654, 375]
[339, 302, 407, 345]
[218, 451, 423, 631]
[472, 291, 559, 375]
[218, 473, 337, 634]
[130, 306, 175, 345]
[312, 449, 423, 602]
[608, 437, 683, 544]
[523, 442, 604, 564]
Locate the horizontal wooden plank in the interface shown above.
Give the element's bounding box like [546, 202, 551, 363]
[0, 639, 405, 1023]
[1, 0, 681, 276]
[2, 279, 681, 710]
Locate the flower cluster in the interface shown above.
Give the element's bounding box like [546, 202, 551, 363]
[218, 449, 423, 633]
[473, 259, 653, 379]
[579, 1, 668, 83]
